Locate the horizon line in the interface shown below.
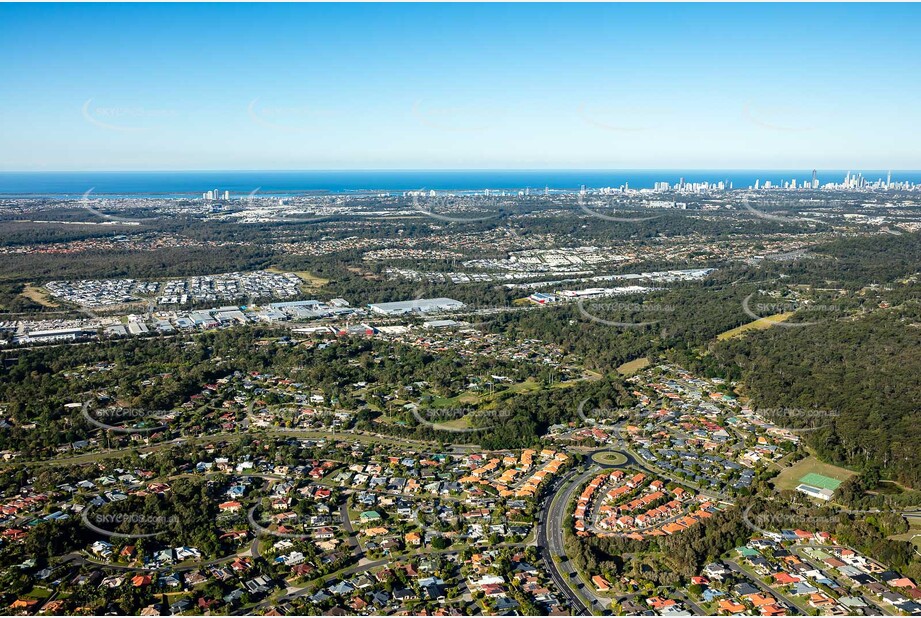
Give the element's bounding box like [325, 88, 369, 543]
[0, 167, 912, 174]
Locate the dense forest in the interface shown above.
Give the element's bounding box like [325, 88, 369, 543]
[745, 229, 921, 288]
[656, 231, 921, 488]
[704, 301, 921, 487]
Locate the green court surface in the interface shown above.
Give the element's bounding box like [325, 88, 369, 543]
[799, 473, 842, 490]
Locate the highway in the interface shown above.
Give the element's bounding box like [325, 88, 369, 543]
[537, 464, 605, 615]
[538, 446, 734, 616]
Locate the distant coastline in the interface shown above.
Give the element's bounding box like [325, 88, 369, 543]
[2, 169, 920, 197]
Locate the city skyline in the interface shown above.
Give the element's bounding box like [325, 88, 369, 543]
[2, 3, 921, 171]
[3, 168, 921, 196]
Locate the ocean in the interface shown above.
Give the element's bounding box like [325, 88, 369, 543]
[0, 170, 917, 197]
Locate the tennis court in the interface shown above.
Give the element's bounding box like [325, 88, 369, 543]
[799, 472, 843, 490]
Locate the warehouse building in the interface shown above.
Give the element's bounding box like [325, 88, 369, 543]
[368, 298, 464, 315]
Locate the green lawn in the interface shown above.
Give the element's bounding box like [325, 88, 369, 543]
[25, 587, 53, 600]
[773, 456, 855, 492]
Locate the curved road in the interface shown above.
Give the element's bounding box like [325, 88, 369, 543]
[538, 465, 603, 615]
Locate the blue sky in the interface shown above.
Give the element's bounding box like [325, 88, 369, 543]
[1, 3, 919, 171]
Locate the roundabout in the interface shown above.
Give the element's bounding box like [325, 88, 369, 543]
[590, 450, 629, 467]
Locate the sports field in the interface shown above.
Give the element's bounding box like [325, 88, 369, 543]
[773, 456, 855, 492]
[799, 472, 843, 490]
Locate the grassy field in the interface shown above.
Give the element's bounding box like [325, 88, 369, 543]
[268, 267, 329, 290]
[296, 271, 330, 289]
[508, 378, 543, 394]
[24, 587, 52, 600]
[425, 376, 574, 413]
[617, 357, 650, 375]
[716, 312, 796, 341]
[20, 283, 59, 307]
[429, 392, 481, 407]
[773, 456, 856, 492]
[433, 416, 474, 430]
[887, 519, 921, 549]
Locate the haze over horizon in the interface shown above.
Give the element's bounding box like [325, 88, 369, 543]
[2, 3, 920, 171]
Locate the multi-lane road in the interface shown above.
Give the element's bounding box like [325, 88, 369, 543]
[536, 446, 728, 616]
[537, 464, 608, 615]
